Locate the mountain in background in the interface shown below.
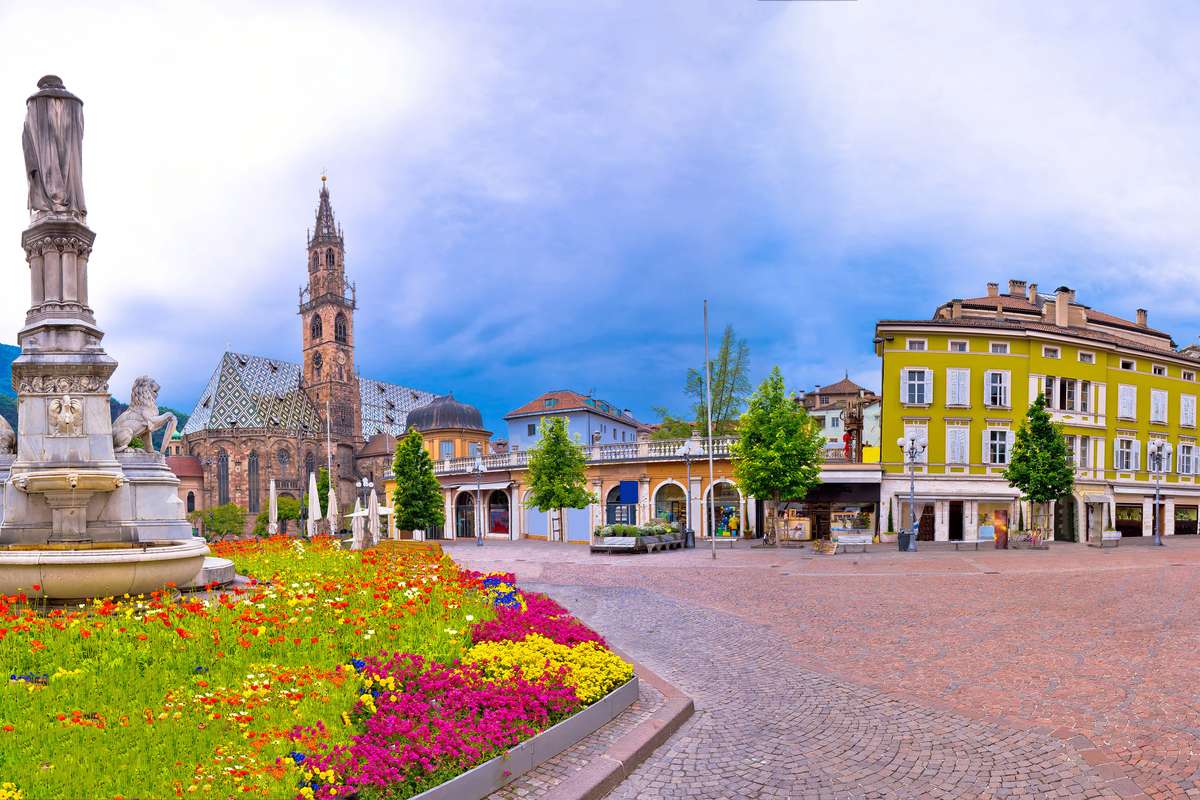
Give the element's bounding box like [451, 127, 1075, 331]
[0, 343, 189, 450]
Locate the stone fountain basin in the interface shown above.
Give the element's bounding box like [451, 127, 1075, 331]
[10, 469, 124, 493]
[0, 537, 209, 599]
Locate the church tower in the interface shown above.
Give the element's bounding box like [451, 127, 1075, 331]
[300, 176, 361, 448]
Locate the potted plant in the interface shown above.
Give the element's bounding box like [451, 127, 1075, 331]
[879, 503, 898, 544]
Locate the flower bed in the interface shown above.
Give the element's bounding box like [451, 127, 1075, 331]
[0, 536, 631, 799]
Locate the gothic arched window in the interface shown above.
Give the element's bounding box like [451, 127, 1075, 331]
[247, 451, 260, 513]
[334, 313, 348, 344]
[217, 449, 230, 506]
[310, 251, 318, 272]
[186, 492, 196, 513]
[326, 248, 335, 268]
[310, 314, 322, 340]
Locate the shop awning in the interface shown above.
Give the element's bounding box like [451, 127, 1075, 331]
[448, 481, 513, 492]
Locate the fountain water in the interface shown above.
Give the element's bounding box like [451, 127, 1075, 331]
[0, 76, 207, 599]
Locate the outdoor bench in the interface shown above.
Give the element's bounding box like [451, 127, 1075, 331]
[836, 534, 869, 553]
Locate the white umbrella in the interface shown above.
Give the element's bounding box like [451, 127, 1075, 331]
[268, 479, 278, 535]
[327, 481, 340, 535]
[306, 471, 320, 538]
[350, 497, 365, 550]
[367, 488, 381, 547]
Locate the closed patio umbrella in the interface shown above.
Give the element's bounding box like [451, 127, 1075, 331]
[327, 482, 340, 536]
[307, 471, 320, 538]
[350, 497, 365, 550]
[367, 488, 381, 547]
[268, 479, 278, 535]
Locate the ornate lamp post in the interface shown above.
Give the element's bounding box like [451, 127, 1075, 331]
[356, 477, 373, 506]
[1148, 440, 1171, 547]
[676, 436, 703, 547]
[896, 431, 928, 552]
[472, 456, 485, 547]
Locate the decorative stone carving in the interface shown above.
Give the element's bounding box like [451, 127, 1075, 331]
[17, 375, 107, 395]
[0, 414, 13, 455]
[47, 394, 83, 436]
[112, 376, 177, 454]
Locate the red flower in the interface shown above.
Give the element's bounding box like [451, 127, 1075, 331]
[175, 628, 191, 639]
[31, 583, 41, 591]
[80, 629, 91, 638]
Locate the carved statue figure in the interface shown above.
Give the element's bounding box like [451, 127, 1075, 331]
[48, 394, 82, 436]
[22, 75, 86, 219]
[112, 376, 177, 454]
[0, 414, 14, 455]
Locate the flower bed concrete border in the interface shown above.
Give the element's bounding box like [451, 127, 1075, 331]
[409, 675, 641, 800]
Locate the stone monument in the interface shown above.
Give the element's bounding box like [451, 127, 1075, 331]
[0, 76, 207, 598]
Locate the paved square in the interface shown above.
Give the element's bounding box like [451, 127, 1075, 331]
[449, 538, 1200, 799]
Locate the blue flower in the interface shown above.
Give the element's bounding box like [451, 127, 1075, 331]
[192, 665, 209, 674]
[288, 751, 306, 764]
[482, 576, 504, 588]
[349, 658, 366, 672]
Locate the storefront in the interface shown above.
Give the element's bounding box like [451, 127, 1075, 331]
[653, 483, 687, 529]
[1176, 505, 1198, 535]
[1115, 504, 1143, 538]
[779, 481, 879, 541]
[488, 490, 509, 535]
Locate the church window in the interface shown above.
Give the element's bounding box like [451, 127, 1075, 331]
[277, 448, 290, 468]
[310, 251, 318, 271]
[334, 314, 348, 344]
[247, 451, 260, 513]
[326, 248, 335, 267]
[186, 492, 196, 513]
[310, 315, 322, 340]
[217, 449, 230, 506]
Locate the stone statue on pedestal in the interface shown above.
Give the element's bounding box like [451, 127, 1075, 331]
[0, 415, 13, 455]
[22, 75, 86, 220]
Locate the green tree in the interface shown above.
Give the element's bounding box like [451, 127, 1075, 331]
[524, 417, 594, 541]
[653, 324, 751, 439]
[189, 503, 246, 541]
[392, 429, 445, 534]
[1004, 393, 1074, 534]
[731, 367, 825, 542]
[301, 467, 330, 519]
[252, 495, 301, 536]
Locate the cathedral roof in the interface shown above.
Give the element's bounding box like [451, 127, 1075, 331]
[180, 352, 436, 439]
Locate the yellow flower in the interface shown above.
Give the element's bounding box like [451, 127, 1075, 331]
[464, 634, 633, 704]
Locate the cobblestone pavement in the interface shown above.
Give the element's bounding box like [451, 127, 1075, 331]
[448, 538, 1200, 799]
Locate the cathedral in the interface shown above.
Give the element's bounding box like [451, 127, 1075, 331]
[176, 179, 438, 519]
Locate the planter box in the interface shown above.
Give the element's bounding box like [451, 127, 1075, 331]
[590, 534, 683, 554]
[410, 676, 639, 800]
[1009, 540, 1050, 550]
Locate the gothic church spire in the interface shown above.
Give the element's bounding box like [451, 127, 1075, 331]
[309, 174, 343, 247]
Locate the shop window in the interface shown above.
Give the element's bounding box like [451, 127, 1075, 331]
[707, 483, 740, 538]
[455, 493, 475, 538]
[488, 490, 509, 534]
[654, 484, 687, 529]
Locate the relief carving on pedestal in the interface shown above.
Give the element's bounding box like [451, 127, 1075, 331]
[18, 375, 107, 395]
[48, 394, 83, 436]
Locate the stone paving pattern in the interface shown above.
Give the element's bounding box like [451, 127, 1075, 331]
[451, 538, 1200, 799]
[489, 678, 664, 799]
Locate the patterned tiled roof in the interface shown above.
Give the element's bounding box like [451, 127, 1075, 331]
[181, 352, 434, 438]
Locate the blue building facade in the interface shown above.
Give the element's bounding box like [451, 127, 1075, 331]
[504, 390, 644, 450]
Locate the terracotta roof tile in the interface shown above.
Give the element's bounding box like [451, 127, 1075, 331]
[166, 456, 204, 479]
[504, 390, 644, 426]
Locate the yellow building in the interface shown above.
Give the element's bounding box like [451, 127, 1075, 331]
[877, 279, 1200, 543]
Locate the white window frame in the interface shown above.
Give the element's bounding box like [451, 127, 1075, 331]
[902, 368, 933, 406]
[1153, 364, 1167, 377]
[1042, 346, 1060, 359]
[1078, 351, 1095, 364]
[1077, 435, 1091, 468]
[984, 370, 1011, 408]
[1179, 443, 1194, 476]
[1120, 359, 1136, 371]
[1151, 388, 1168, 424]
[1114, 437, 1140, 472]
[906, 338, 927, 352]
[1118, 385, 1137, 420]
[1185, 370, 1196, 382]
[946, 426, 970, 465]
[989, 341, 1010, 355]
[948, 340, 968, 353]
[1182, 394, 1196, 428]
[945, 367, 970, 407]
[984, 428, 1012, 466]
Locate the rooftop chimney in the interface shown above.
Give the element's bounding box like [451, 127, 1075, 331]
[1136, 308, 1148, 327]
[1055, 286, 1071, 327]
[1008, 279, 1026, 298]
[986, 282, 999, 297]
[1027, 283, 1038, 302]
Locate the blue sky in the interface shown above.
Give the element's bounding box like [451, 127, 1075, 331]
[5, 1, 1200, 435]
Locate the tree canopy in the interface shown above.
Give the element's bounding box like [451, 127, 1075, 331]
[190, 503, 246, 541]
[391, 429, 445, 533]
[524, 417, 593, 520]
[1005, 393, 1074, 520]
[731, 367, 824, 532]
[253, 495, 300, 536]
[653, 324, 750, 439]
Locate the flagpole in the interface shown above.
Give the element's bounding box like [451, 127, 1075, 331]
[705, 299, 717, 560]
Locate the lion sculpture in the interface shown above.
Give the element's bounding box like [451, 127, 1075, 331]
[0, 413, 13, 455]
[112, 376, 177, 454]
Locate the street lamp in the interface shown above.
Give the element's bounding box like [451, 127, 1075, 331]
[356, 476, 374, 506]
[676, 436, 703, 548]
[896, 432, 928, 552]
[1148, 440, 1172, 547]
[472, 456, 485, 547]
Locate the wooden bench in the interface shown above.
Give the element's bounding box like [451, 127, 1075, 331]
[836, 534, 870, 554]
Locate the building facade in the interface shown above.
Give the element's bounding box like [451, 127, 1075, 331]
[878, 279, 1200, 543]
[177, 179, 438, 524]
[799, 375, 881, 460]
[504, 390, 645, 450]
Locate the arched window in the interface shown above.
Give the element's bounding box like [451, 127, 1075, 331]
[310, 314, 322, 340]
[334, 313, 348, 344]
[310, 251, 318, 272]
[247, 451, 260, 513]
[605, 484, 637, 525]
[326, 248, 335, 267]
[707, 482, 741, 538]
[217, 449, 229, 506]
[488, 490, 510, 535]
[186, 492, 196, 513]
[455, 493, 475, 538]
[654, 483, 686, 530]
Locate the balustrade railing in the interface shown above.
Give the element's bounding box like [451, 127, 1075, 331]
[432, 436, 740, 475]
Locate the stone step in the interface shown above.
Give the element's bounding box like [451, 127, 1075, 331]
[183, 556, 236, 590]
